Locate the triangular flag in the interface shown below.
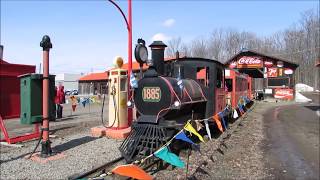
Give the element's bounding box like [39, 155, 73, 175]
[175, 131, 196, 145]
[218, 112, 227, 130]
[81, 100, 86, 107]
[112, 164, 153, 180]
[184, 122, 204, 142]
[154, 147, 185, 168]
[130, 71, 138, 88]
[72, 105, 76, 112]
[213, 114, 224, 133]
[204, 119, 212, 140]
[233, 109, 239, 119]
[238, 103, 244, 114]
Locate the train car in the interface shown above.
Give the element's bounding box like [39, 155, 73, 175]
[120, 40, 226, 162]
[224, 69, 251, 108]
[247, 76, 253, 99]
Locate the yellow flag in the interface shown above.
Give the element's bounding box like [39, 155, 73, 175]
[184, 122, 204, 142]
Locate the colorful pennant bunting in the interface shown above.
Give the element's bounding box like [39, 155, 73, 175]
[218, 112, 227, 130]
[175, 131, 196, 145]
[154, 147, 185, 168]
[112, 164, 153, 180]
[213, 114, 224, 133]
[184, 122, 204, 142]
[233, 109, 239, 119]
[204, 119, 212, 140]
[130, 71, 138, 88]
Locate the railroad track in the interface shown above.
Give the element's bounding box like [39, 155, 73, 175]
[68, 156, 124, 180]
[68, 156, 162, 180]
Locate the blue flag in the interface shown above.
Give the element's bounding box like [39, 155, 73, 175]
[154, 147, 185, 168]
[130, 71, 138, 88]
[218, 112, 227, 130]
[175, 131, 196, 145]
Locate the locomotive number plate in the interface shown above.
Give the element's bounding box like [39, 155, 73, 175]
[142, 87, 161, 102]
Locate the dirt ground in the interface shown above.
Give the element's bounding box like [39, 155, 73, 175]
[155, 98, 319, 180]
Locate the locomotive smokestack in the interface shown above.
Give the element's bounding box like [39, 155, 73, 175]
[149, 41, 167, 75]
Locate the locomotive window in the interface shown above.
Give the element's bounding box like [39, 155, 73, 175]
[197, 67, 209, 87]
[268, 77, 290, 87]
[216, 68, 223, 88]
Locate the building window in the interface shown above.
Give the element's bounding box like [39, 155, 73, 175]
[268, 77, 290, 87]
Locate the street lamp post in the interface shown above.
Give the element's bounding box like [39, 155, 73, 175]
[107, 0, 133, 126]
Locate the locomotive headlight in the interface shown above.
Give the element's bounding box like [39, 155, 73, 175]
[173, 101, 181, 108]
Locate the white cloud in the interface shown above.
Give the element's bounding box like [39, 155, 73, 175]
[151, 33, 172, 42]
[162, 18, 175, 27]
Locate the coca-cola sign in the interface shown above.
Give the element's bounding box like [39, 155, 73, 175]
[274, 88, 293, 100]
[237, 56, 263, 68]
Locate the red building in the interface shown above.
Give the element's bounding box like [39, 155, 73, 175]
[0, 59, 36, 119]
[225, 49, 298, 100]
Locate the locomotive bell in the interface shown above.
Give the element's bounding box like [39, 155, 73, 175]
[149, 41, 167, 76]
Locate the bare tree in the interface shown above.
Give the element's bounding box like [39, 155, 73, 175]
[166, 37, 182, 58]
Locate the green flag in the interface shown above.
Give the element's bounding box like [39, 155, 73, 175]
[154, 146, 185, 168]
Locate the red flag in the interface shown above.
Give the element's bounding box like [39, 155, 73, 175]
[72, 105, 76, 112]
[112, 164, 153, 180]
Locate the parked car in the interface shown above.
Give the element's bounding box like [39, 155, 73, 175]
[72, 90, 78, 95]
[64, 90, 72, 96]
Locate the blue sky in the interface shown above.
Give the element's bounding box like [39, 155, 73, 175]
[1, 0, 318, 74]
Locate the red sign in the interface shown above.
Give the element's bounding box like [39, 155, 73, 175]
[267, 68, 278, 77]
[264, 61, 273, 68]
[274, 88, 293, 100]
[237, 56, 263, 68]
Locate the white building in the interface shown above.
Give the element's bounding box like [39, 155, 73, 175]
[55, 73, 82, 91]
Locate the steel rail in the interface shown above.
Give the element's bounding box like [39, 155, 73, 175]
[68, 156, 124, 180]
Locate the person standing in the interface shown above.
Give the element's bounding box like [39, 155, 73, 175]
[56, 85, 65, 119]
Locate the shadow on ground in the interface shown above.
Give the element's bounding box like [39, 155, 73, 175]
[53, 136, 98, 152]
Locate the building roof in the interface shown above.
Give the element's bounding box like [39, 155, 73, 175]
[78, 56, 183, 81]
[0, 59, 36, 76]
[225, 49, 299, 69]
[79, 72, 108, 81]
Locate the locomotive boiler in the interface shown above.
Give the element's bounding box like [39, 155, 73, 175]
[119, 40, 226, 162]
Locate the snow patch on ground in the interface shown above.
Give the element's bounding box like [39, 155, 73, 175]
[295, 91, 312, 103]
[295, 83, 314, 92]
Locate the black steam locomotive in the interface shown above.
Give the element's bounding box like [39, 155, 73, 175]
[119, 40, 226, 162]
